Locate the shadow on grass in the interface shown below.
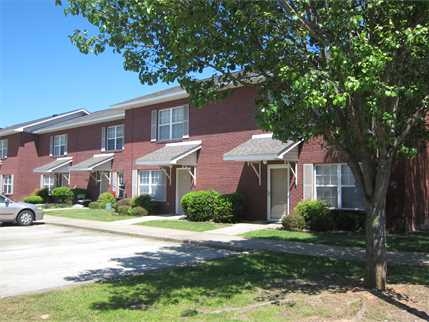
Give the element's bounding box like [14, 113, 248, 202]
[65, 246, 429, 319]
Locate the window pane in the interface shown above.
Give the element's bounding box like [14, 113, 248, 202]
[159, 125, 170, 140]
[172, 107, 184, 122]
[341, 165, 356, 186]
[116, 138, 124, 150]
[342, 186, 365, 209]
[316, 165, 338, 185]
[152, 184, 165, 201]
[140, 185, 149, 195]
[316, 187, 338, 207]
[107, 127, 116, 139]
[107, 139, 116, 151]
[172, 123, 184, 139]
[140, 172, 150, 185]
[116, 125, 124, 138]
[159, 110, 170, 124]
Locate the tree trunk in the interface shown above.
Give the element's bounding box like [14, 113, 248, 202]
[365, 160, 392, 290]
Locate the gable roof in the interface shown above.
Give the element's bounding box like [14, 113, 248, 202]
[0, 109, 89, 138]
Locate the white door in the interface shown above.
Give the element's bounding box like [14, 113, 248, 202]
[176, 168, 193, 214]
[268, 165, 289, 221]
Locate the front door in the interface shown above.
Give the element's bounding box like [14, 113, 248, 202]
[176, 168, 193, 215]
[268, 165, 289, 221]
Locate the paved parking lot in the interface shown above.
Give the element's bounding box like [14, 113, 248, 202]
[0, 223, 233, 298]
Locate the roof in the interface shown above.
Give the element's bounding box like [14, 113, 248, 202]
[69, 154, 114, 172]
[33, 108, 125, 134]
[223, 134, 300, 162]
[135, 141, 202, 166]
[33, 157, 73, 174]
[0, 109, 89, 138]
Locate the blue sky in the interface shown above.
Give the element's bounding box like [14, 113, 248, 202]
[0, 0, 177, 127]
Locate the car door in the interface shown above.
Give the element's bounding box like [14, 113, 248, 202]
[0, 195, 16, 221]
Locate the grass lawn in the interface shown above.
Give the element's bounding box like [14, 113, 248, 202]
[47, 208, 138, 222]
[138, 219, 230, 232]
[1, 252, 428, 322]
[243, 229, 429, 253]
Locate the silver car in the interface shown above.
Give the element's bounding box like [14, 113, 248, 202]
[0, 194, 44, 226]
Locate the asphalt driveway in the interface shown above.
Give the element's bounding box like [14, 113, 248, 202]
[0, 223, 234, 298]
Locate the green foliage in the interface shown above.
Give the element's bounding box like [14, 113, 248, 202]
[88, 201, 101, 209]
[128, 206, 148, 217]
[222, 192, 245, 218]
[117, 205, 131, 216]
[213, 196, 235, 223]
[97, 192, 117, 209]
[23, 195, 44, 204]
[35, 188, 50, 203]
[181, 191, 221, 222]
[52, 186, 74, 204]
[282, 213, 306, 231]
[293, 200, 332, 232]
[72, 188, 88, 200]
[330, 209, 366, 232]
[117, 198, 132, 207]
[132, 195, 153, 214]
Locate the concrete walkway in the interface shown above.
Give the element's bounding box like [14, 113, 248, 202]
[108, 214, 184, 226]
[44, 215, 429, 267]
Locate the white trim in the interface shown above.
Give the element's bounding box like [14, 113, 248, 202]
[44, 158, 73, 173]
[166, 140, 202, 147]
[93, 153, 115, 158]
[252, 133, 273, 139]
[112, 90, 189, 110]
[267, 164, 289, 221]
[170, 146, 201, 164]
[157, 105, 188, 141]
[224, 153, 280, 162]
[175, 167, 193, 214]
[277, 140, 303, 159]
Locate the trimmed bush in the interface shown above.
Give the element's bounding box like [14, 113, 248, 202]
[293, 200, 332, 231]
[213, 196, 235, 223]
[117, 205, 131, 216]
[88, 201, 101, 209]
[181, 190, 221, 222]
[132, 195, 153, 213]
[222, 192, 245, 218]
[97, 192, 117, 209]
[23, 195, 44, 204]
[282, 213, 305, 231]
[128, 206, 148, 216]
[331, 209, 366, 232]
[117, 198, 132, 207]
[52, 186, 74, 204]
[72, 188, 88, 201]
[35, 188, 50, 203]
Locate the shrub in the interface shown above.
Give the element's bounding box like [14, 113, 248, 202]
[117, 198, 132, 207]
[128, 206, 148, 216]
[282, 213, 306, 231]
[181, 190, 221, 222]
[330, 209, 366, 232]
[213, 196, 235, 223]
[222, 192, 245, 218]
[97, 192, 117, 209]
[117, 205, 131, 216]
[23, 195, 44, 204]
[72, 188, 88, 201]
[35, 188, 50, 203]
[132, 195, 153, 213]
[293, 200, 332, 231]
[88, 201, 101, 209]
[52, 186, 74, 204]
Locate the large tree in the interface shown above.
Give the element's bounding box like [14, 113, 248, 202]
[58, 0, 429, 290]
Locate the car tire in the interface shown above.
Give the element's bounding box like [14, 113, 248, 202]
[16, 210, 34, 226]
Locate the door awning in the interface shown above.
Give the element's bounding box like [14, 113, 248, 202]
[223, 134, 300, 162]
[33, 157, 73, 174]
[136, 141, 201, 166]
[69, 154, 114, 172]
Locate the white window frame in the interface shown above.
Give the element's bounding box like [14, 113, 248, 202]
[138, 170, 166, 201]
[314, 163, 364, 210]
[0, 139, 8, 159]
[42, 174, 56, 192]
[2, 175, 13, 195]
[158, 106, 185, 141]
[106, 125, 124, 151]
[53, 134, 67, 157]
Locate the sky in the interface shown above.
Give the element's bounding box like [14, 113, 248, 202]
[0, 0, 178, 128]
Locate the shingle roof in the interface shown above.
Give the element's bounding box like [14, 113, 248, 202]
[136, 141, 202, 166]
[224, 134, 299, 161]
[33, 108, 125, 134]
[33, 158, 73, 173]
[69, 154, 114, 172]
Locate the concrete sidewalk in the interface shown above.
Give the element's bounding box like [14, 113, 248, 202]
[44, 215, 429, 267]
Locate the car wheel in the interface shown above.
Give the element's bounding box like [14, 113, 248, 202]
[16, 210, 34, 226]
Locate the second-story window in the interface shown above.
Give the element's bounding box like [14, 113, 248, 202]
[105, 125, 124, 151]
[158, 106, 188, 141]
[51, 134, 68, 157]
[0, 139, 8, 159]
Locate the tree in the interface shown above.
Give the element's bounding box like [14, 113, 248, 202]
[57, 0, 429, 290]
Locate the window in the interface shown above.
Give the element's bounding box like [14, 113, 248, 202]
[117, 172, 125, 199]
[138, 170, 166, 201]
[43, 175, 56, 192]
[52, 134, 67, 156]
[315, 164, 364, 209]
[42, 173, 70, 192]
[105, 125, 124, 151]
[0, 139, 8, 159]
[2, 175, 13, 195]
[158, 106, 186, 141]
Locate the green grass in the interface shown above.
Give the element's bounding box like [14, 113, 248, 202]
[47, 208, 138, 222]
[138, 219, 230, 232]
[243, 229, 429, 253]
[1, 252, 428, 322]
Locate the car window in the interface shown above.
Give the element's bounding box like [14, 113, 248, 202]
[0, 195, 5, 203]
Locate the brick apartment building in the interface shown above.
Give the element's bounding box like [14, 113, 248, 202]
[0, 86, 427, 229]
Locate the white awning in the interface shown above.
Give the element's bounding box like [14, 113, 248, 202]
[33, 157, 72, 173]
[69, 154, 114, 172]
